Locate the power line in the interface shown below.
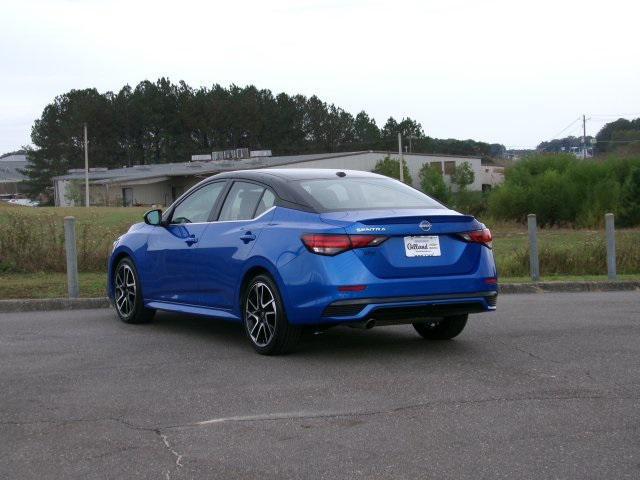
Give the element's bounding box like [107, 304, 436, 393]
[548, 117, 581, 140]
[590, 113, 640, 118]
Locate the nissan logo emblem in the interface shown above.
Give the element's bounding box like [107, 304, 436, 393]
[419, 220, 432, 232]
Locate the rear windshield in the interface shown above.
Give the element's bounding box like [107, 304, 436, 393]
[296, 177, 444, 211]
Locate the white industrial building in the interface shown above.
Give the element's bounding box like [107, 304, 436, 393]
[52, 151, 502, 207]
[0, 153, 28, 196]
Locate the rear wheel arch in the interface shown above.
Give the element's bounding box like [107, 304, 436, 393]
[241, 272, 301, 355]
[240, 266, 271, 293]
[238, 261, 288, 309]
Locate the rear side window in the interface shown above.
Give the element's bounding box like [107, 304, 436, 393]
[171, 182, 225, 224]
[297, 177, 444, 211]
[254, 189, 277, 217]
[219, 182, 267, 221]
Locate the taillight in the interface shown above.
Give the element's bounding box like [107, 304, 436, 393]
[301, 234, 387, 256]
[459, 228, 493, 248]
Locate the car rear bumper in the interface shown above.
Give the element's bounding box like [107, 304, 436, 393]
[277, 247, 498, 325]
[321, 291, 497, 324]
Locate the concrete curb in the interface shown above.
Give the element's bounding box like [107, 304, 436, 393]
[499, 280, 640, 294]
[0, 297, 110, 313]
[0, 281, 638, 313]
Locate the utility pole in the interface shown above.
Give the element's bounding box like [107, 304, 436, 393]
[582, 114, 587, 159]
[84, 123, 90, 207]
[398, 133, 404, 183]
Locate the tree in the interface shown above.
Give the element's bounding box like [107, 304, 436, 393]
[419, 164, 450, 203]
[353, 111, 380, 147]
[373, 155, 412, 185]
[537, 135, 596, 154]
[22, 78, 504, 198]
[595, 117, 640, 153]
[450, 161, 475, 191]
[380, 116, 424, 150]
[489, 143, 507, 158]
[618, 167, 640, 226]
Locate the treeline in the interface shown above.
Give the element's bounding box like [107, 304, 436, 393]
[537, 117, 640, 154]
[595, 118, 640, 153]
[23, 78, 503, 197]
[537, 136, 594, 153]
[487, 153, 640, 227]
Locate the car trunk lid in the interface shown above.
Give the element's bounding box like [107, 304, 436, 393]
[321, 209, 484, 278]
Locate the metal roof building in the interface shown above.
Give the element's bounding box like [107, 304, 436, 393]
[52, 151, 494, 207]
[0, 153, 29, 196]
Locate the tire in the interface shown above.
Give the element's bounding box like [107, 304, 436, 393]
[413, 314, 468, 340]
[112, 257, 155, 324]
[242, 274, 301, 355]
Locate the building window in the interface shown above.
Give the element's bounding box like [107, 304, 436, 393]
[171, 186, 185, 202]
[122, 188, 133, 207]
[430, 161, 442, 173]
[444, 161, 456, 175]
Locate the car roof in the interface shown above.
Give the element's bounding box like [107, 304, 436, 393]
[213, 168, 382, 182]
[172, 168, 387, 216]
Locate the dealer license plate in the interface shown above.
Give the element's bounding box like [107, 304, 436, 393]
[404, 236, 441, 257]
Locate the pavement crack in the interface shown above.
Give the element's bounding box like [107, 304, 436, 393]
[168, 393, 637, 430]
[493, 338, 563, 364]
[3, 393, 637, 438]
[155, 428, 183, 478]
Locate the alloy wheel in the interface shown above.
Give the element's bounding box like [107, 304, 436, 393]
[245, 282, 277, 347]
[115, 263, 136, 318]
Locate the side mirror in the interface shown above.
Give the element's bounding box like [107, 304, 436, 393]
[144, 209, 163, 226]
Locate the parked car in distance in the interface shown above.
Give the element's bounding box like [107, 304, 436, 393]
[108, 169, 497, 354]
[6, 198, 39, 207]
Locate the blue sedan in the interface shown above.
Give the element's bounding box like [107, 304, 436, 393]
[108, 169, 497, 354]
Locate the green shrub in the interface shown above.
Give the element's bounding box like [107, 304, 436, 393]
[450, 161, 475, 191]
[450, 191, 487, 217]
[619, 167, 640, 227]
[373, 155, 412, 185]
[419, 163, 450, 203]
[487, 153, 640, 227]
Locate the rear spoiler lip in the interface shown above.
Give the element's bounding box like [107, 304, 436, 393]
[320, 208, 470, 223]
[357, 214, 476, 225]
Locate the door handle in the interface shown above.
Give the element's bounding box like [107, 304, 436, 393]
[240, 232, 257, 243]
[185, 235, 198, 246]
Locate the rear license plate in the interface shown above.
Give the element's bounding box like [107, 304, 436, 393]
[404, 236, 441, 257]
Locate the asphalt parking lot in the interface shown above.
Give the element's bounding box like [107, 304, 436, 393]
[1, 291, 639, 479]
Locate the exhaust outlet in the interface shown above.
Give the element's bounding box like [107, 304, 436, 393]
[348, 319, 376, 329]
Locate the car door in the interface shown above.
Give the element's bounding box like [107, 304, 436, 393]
[194, 181, 277, 310]
[143, 181, 227, 305]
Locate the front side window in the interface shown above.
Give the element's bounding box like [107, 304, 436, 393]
[296, 177, 444, 211]
[171, 182, 225, 224]
[219, 182, 267, 221]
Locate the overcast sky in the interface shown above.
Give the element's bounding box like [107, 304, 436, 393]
[1, 0, 639, 153]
